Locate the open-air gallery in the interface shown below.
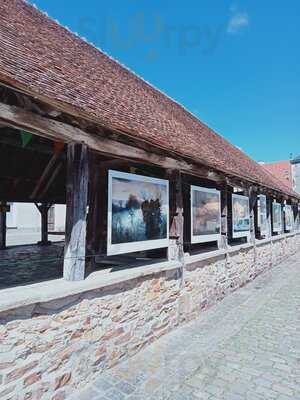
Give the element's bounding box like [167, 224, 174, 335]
[1, 1, 300, 399]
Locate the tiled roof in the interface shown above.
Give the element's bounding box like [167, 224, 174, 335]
[0, 0, 298, 198]
[263, 161, 293, 190]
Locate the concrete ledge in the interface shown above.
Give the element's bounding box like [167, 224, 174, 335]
[255, 231, 299, 246]
[185, 248, 227, 265]
[227, 242, 253, 254]
[1, 231, 299, 314]
[0, 260, 181, 314]
[184, 231, 300, 266]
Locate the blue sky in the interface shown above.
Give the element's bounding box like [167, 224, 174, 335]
[29, 0, 300, 162]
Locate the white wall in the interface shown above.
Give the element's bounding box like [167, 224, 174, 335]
[292, 163, 300, 194]
[7, 203, 41, 229]
[54, 205, 66, 232]
[6, 203, 17, 228]
[7, 203, 66, 231]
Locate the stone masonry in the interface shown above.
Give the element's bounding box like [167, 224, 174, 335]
[0, 233, 300, 400]
[73, 251, 300, 400]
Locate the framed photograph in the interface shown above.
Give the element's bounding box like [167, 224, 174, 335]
[190, 186, 221, 244]
[232, 194, 250, 238]
[107, 170, 169, 255]
[257, 195, 268, 236]
[272, 202, 282, 233]
[284, 204, 294, 232]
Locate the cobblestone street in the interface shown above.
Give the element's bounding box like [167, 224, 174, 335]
[72, 253, 300, 400]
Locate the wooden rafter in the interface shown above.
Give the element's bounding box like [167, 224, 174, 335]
[30, 151, 63, 199]
[0, 102, 225, 183]
[0, 101, 299, 201]
[38, 162, 63, 200]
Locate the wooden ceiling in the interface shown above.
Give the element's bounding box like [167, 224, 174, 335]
[0, 127, 66, 204]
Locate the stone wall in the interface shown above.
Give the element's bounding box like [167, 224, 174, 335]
[1, 233, 300, 400]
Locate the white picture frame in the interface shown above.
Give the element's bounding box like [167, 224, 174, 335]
[258, 194, 268, 236]
[272, 201, 282, 233]
[284, 204, 294, 232]
[232, 194, 251, 239]
[107, 170, 169, 256]
[190, 186, 221, 244]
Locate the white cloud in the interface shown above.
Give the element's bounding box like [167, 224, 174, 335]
[227, 10, 249, 34]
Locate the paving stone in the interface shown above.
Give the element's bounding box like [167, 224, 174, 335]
[75, 387, 105, 400]
[94, 377, 114, 393]
[105, 388, 126, 400]
[115, 380, 136, 395]
[272, 383, 295, 396]
[72, 255, 300, 399]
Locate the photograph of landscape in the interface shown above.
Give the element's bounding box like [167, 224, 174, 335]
[285, 205, 294, 231]
[191, 186, 221, 243]
[258, 194, 268, 235]
[107, 170, 169, 255]
[232, 194, 250, 238]
[272, 202, 282, 232]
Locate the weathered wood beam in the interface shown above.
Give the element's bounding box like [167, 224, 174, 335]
[64, 143, 89, 281]
[246, 186, 258, 244]
[220, 182, 228, 249]
[266, 197, 272, 238]
[168, 170, 184, 282]
[0, 129, 57, 155]
[0, 201, 7, 250]
[0, 102, 221, 182]
[38, 162, 63, 200]
[35, 202, 52, 246]
[86, 154, 108, 273]
[0, 101, 298, 201]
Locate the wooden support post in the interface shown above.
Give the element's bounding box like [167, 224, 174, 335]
[294, 203, 300, 231]
[0, 202, 7, 250]
[248, 187, 257, 244]
[168, 170, 184, 282]
[86, 152, 104, 274]
[64, 142, 88, 281]
[266, 196, 272, 238]
[281, 200, 286, 234]
[220, 183, 228, 249]
[35, 203, 52, 246]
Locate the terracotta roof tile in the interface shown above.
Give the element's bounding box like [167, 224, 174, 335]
[0, 0, 298, 198]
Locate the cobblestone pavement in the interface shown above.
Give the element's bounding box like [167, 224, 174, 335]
[72, 254, 300, 400]
[6, 228, 64, 246]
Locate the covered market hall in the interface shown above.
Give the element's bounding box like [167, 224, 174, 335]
[0, 2, 300, 399]
[0, 0, 299, 290]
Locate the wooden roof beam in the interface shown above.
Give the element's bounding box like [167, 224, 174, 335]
[0, 101, 298, 201]
[0, 102, 223, 183]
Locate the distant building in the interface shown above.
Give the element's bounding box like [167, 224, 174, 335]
[7, 203, 66, 232]
[262, 156, 300, 194]
[291, 155, 300, 194]
[262, 160, 293, 190]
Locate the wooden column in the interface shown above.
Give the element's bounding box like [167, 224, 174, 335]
[281, 200, 286, 234]
[35, 203, 52, 245]
[0, 202, 7, 250]
[168, 170, 184, 262]
[220, 183, 228, 249]
[86, 152, 106, 274]
[266, 196, 272, 238]
[248, 187, 257, 244]
[294, 203, 300, 231]
[64, 142, 89, 281]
